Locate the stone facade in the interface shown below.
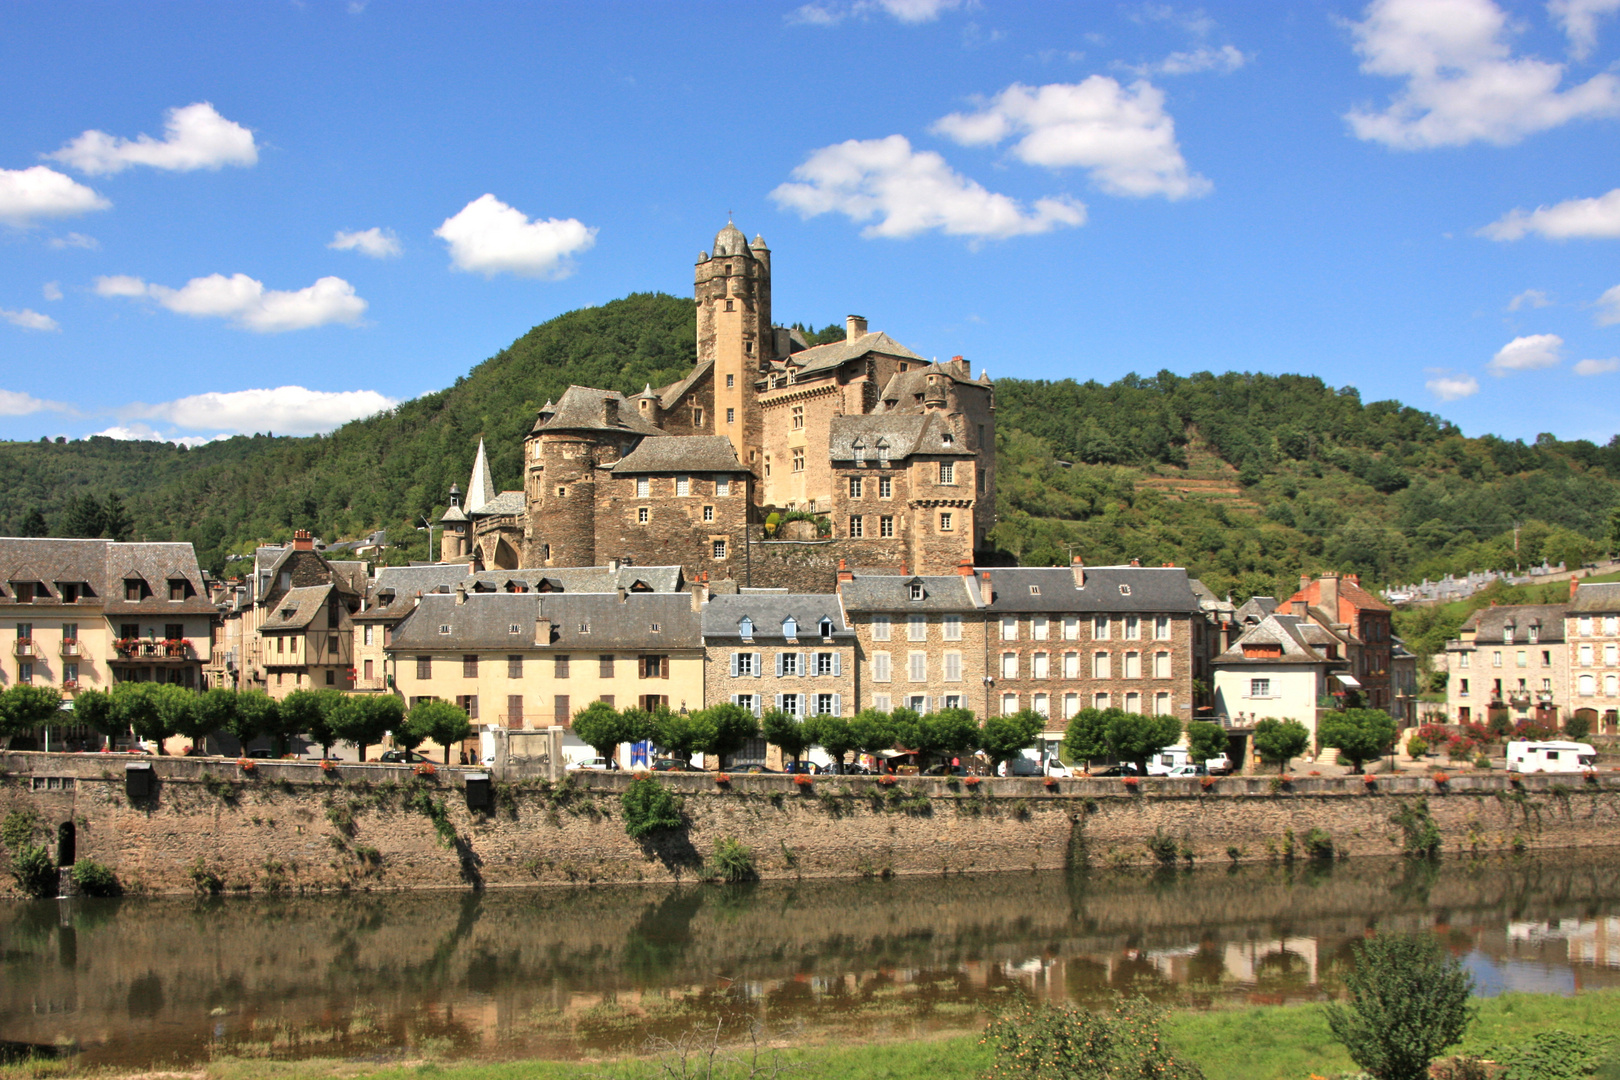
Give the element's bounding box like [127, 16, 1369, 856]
[1567, 581, 1620, 734]
[1445, 602, 1569, 728]
[702, 592, 858, 723]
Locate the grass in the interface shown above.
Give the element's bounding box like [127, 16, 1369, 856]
[6, 990, 1620, 1080]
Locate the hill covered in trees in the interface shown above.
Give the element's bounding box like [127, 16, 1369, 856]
[2, 292, 1616, 599]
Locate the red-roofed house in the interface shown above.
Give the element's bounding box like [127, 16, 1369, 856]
[1277, 573, 1397, 714]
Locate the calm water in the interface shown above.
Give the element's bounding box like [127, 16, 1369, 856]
[4, 854, 1620, 1066]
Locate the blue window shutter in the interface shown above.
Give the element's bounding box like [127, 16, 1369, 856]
[730, 653, 739, 677]
[833, 652, 843, 677]
[775, 652, 784, 677]
[832, 693, 842, 716]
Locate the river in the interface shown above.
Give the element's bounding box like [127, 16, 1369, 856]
[4, 853, 1620, 1066]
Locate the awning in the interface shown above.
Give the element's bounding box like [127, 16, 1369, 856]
[1334, 674, 1362, 689]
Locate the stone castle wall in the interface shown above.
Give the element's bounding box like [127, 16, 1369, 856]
[4, 752, 1619, 897]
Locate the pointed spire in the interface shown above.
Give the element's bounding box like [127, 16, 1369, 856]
[467, 438, 495, 513]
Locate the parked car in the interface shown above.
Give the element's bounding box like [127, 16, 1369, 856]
[1165, 764, 1207, 778]
[783, 760, 819, 774]
[740, 764, 776, 774]
[1093, 763, 1139, 777]
[379, 749, 431, 764]
[924, 763, 969, 776]
[565, 757, 616, 772]
[650, 758, 691, 772]
[821, 762, 870, 775]
[246, 748, 278, 760]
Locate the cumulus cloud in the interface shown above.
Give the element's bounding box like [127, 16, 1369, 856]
[1549, 0, 1620, 60]
[1507, 288, 1552, 310]
[1124, 44, 1249, 76]
[770, 134, 1085, 241]
[94, 272, 367, 332]
[435, 194, 597, 278]
[1574, 356, 1620, 375]
[1345, 0, 1620, 149]
[124, 386, 399, 437]
[330, 227, 402, 258]
[1481, 187, 1620, 240]
[89, 423, 226, 448]
[1, 308, 60, 332]
[933, 78, 1211, 199]
[1596, 283, 1620, 325]
[42, 282, 62, 302]
[47, 102, 257, 175]
[788, 0, 963, 25]
[48, 231, 100, 250]
[0, 389, 72, 416]
[1488, 333, 1564, 374]
[1425, 371, 1481, 400]
[0, 166, 110, 227]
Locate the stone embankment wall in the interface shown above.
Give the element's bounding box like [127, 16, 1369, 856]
[3, 752, 1618, 896]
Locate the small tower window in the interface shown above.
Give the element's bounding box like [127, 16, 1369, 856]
[791, 405, 804, 429]
[726, 374, 735, 388]
[726, 300, 734, 311]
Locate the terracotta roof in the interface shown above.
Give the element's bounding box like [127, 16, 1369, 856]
[1279, 575, 1392, 620]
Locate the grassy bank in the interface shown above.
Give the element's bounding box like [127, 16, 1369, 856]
[7, 990, 1619, 1080]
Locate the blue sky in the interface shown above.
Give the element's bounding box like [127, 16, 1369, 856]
[3, 0, 1620, 446]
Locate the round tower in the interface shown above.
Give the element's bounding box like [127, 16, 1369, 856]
[439, 484, 470, 562]
[530, 433, 598, 568]
[696, 220, 770, 466]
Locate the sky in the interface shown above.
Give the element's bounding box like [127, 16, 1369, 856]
[3, 0, 1620, 447]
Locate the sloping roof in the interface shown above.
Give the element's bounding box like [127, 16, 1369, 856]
[363, 563, 687, 619]
[467, 438, 496, 512]
[611, 436, 748, 474]
[1460, 602, 1568, 643]
[656, 358, 713, 410]
[531, 385, 664, 435]
[1280, 574, 1392, 619]
[1235, 596, 1279, 623]
[827, 412, 972, 462]
[1216, 613, 1340, 666]
[388, 591, 701, 651]
[702, 593, 853, 640]
[0, 539, 216, 616]
[838, 573, 985, 613]
[1571, 583, 1620, 613]
[784, 330, 923, 378]
[977, 565, 1202, 615]
[474, 490, 526, 517]
[258, 584, 333, 631]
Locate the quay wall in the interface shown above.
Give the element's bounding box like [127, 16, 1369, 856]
[3, 752, 1618, 896]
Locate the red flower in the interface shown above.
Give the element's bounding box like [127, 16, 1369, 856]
[963, 775, 981, 787]
[1200, 776, 1216, 790]
[1122, 776, 1139, 788]
[1431, 772, 1449, 785]
[414, 762, 436, 777]
[794, 774, 814, 788]
[879, 774, 897, 786]
[715, 773, 731, 784]
[238, 757, 255, 772]
[1363, 774, 1377, 786]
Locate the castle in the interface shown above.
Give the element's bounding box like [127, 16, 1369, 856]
[440, 222, 997, 590]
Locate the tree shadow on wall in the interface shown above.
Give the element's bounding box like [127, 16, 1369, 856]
[637, 820, 704, 881]
[454, 835, 484, 889]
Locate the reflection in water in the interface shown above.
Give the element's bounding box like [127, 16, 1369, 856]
[4, 854, 1620, 1067]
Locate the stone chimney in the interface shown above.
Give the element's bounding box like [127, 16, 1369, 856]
[455, 582, 467, 606]
[602, 396, 619, 426]
[293, 529, 313, 552]
[980, 570, 992, 602]
[608, 557, 620, 572]
[534, 618, 552, 646]
[1572, 577, 1581, 600]
[1320, 574, 1340, 618]
[1072, 555, 1085, 589]
[845, 315, 867, 341]
[837, 558, 854, 584]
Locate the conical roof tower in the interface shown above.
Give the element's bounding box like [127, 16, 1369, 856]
[467, 438, 496, 513]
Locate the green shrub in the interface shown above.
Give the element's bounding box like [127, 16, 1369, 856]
[1564, 713, 1592, 740]
[1, 809, 38, 851]
[980, 997, 1204, 1079]
[1486, 1029, 1608, 1080]
[70, 858, 121, 897]
[1474, 753, 1493, 770]
[1325, 932, 1475, 1080]
[1303, 827, 1335, 860]
[620, 775, 683, 839]
[10, 842, 57, 898]
[1406, 736, 1429, 758]
[706, 837, 756, 883]
[1147, 831, 1180, 866]
[188, 856, 224, 895]
[1391, 798, 1442, 859]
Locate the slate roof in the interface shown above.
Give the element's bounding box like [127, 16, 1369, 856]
[259, 584, 334, 632]
[474, 491, 526, 517]
[388, 591, 701, 651]
[360, 563, 687, 620]
[611, 436, 748, 474]
[784, 330, 923, 378]
[656, 358, 713, 410]
[702, 593, 854, 641]
[977, 565, 1202, 615]
[1460, 603, 1568, 643]
[531, 385, 664, 435]
[1235, 596, 1279, 623]
[1216, 613, 1342, 666]
[838, 573, 985, 613]
[0, 537, 215, 615]
[1571, 582, 1620, 613]
[878, 361, 991, 405]
[827, 413, 972, 462]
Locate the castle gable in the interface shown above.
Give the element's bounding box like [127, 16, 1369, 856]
[787, 331, 923, 378]
[532, 385, 663, 435]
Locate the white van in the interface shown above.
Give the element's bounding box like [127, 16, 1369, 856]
[1505, 740, 1596, 774]
[1147, 747, 1233, 777]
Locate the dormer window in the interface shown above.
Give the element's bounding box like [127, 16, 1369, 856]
[1503, 624, 1515, 645]
[941, 433, 954, 445]
[878, 446, 890, 467]
[124, 578, 144, 602]
[908, 583, 924, 601]
[1528, 625, 1539, 643]
[820, 617, 834, 637]
[11, 582, 35, 603]
[168, 578, 187, 601]
[783, 616, 798, 638]
[739, 616, 754, 638]
[1118, 584, 1132, 596]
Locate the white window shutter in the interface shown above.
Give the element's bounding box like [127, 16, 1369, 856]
[775, 693, 784, 712]
[832, 693, 842, 715]
[731, 694, 739, 707]
[833, 652, 843, 676]
[753, 697, 762, 717]
[775, 652, 784, 677]
[730, 653, 739, 677]
[753, 653, 762, 677]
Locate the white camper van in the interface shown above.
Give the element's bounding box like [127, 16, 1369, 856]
[1505, 740, 1596, 774]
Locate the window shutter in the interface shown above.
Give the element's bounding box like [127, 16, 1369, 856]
[753, 653, 762, 678]
[730, 653, 739, 677]
[775, 693, 784, 712]
[731, 694, 740, 707]
[798, 652, 806, 676]
[832, 693, 842, 716]
[752, 697, 762, 717]
[775, 652, 784, 677]
[833, 652, 843, 677]
[662, 657, 669, 679]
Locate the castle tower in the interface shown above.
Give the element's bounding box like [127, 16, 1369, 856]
[466, 438, 495, 512]
[696, 222, 770, 465]
[439, 484, 470, 562]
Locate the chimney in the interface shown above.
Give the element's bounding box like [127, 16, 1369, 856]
[899, 561, 908, 576]
[534, 617, 552, 646]
[608, 557, 620, 572]
[603, 396, 619, 426]
[846, 314, 867, 341]
[1292, 599, 1308, 617]
[691, 583, 706, 611]
[293, 529, 313, 551]
[1300, 575, 1311, 592]
[980, 570, 992, 601]
[1130, 558, 1140, 567]
[1072, 556, 1085, 589]
[1320, 574, 1340, 617]
[837, 559, 854, 584]
[957, 557, 974, 577]
[455, 582, 467, 606]
[1572, 577, 1581, 600]
[618, 587, 628, 604]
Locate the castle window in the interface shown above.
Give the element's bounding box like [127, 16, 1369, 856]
[791, 405, 804, 430]
[676, 476, 690, 497]
[939, 512, 953, 531]
[727, 408, 735, 424]
[879, 476, 892, 498]
[726, 374, 735, 388]
[849, 476, 862, 498]
[703, 505, 714, 522]
[880, 515, 894, 538]
[745, 342, 752, 355]
[693, 409, 704, 426]
[637, 507, 649, 524]
[791, 449, 805, 472]
[725, 300, 734, 311]
[716, 477, 730, 496]
[556, 486, 566, 498]
[636, 477, 649, 497]
[849, 515, 863, 538]
[713, 539, 727, 559]
[939, 462, 954, 484]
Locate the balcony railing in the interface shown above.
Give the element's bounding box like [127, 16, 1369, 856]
[60, 640, 83, 659]
[13, 638, 34, 658]
[114, 639, 195, 661]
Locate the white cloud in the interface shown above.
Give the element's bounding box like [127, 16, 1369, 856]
[0, 389, 72, 416]
[435, 194, 597, 278]
[1488, 332, 1564, 374]
[1596, 283, 1620, 325]
[1124, 44, 1249, 76]
[0, 166, 110, 227]
[770, 134, 1085, 240]
[1481, 187, 1620, 240]
[1425, 371, 1481, 400]
[1345, 0, 1620, 149]
[41, 282, 62, 302]
[1574, 356, 1620, 375]
[125, 386, 399, 436]
[1507, 288, 1552, 310]
[90, 422, 226, 448]
[788, 0, 963, 25]
[48, 102, 257, 176]
[1, 308, 60, 332]
[94, 273, 367, 332]
[330, 227, 402, 258]
[48, 231, 100, 250]
[1549, 0, 1620, 60]
[932, 78, 1211, 199]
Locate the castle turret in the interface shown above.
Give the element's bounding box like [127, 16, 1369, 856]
[696, 220, 770, 465]
[439, 484, 470, 562]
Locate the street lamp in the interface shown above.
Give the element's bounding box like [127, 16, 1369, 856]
[416, 515, 437, 563]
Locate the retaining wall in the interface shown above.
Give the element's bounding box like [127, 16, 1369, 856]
[3, 752, 1618, 896]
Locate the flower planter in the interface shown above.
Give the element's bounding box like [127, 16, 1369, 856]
[715, 773, 731, 785]
[794, 775, 814, 790]
[238, 758, 256, 773]
[1431, 772, 1450, 787]
[878, 775, 897, 787]
[963, 776, 981, 788]
[414, 762, 437, 777]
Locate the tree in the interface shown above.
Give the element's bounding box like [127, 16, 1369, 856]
[150, 684, 201, 754]
[619, 705, 659, 749]
[112, 683, 171, 754]
[1062, 708, 1113, 773]
[1324, 932, 1476, 1080]
[654, 709, 713, 767]
[700, 703, 760, 765]
[926, 707, 981, 765]
[409, 699, 473, 764]
[573, 700, 626, 762]
[19, 508, 48, 538]
[1185, 720, 1228, 768]
[1253, 717, 1312, 773]
[281, 690, 333, 757]
[101, 492, 134, 542]
[0, 685, 63, 744]
[231, 690, 280, 756]
[809, 714, 860, 768]
[71, 688, 122, 750]
[332, 694, 403, 760]
[761, 708, 813, 768]
[191, 687, 240, 754]
[62, 494, 106, 540]
[979, 709, 1042, 773]
[1105, 711, 1183, 774]
[1319, 708, 1397, 773]
[886, 706, 923, 754]
[846, 708, 894, 766]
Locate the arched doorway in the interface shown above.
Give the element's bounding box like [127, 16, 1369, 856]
[56, 821, 76, 867]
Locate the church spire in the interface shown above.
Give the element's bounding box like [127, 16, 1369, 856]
[467, 438, 495, 513]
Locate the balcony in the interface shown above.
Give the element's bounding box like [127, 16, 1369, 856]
[60, 639, 83, 659]
[113, 639, 195, 662]
[61, 679, 79, 692]
[12, 638, 34, 658]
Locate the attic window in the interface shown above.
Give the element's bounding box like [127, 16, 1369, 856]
[1118, 584, 1132, 596]
[579, 622, 591, 634]
[438, 624, 452, 635]
[281, 607, 297, 619]
[739, 616, 754, 638]
[783, 616, 798, 637]
[908, 583, 924, 601]
[509, 623, 522, 635]
[820, 617, 834, 637]
[650, 622, 662, 633]
[168, 579, 187, 601]
[1029, 585, 1041, 596]
[942, 433, 954, 445]
[124, 578, 143, 602]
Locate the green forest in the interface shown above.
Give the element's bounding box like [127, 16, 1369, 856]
[3, 291, 1617, 600]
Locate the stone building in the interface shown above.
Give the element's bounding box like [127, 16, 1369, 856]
[1443, 603, 1568, 728]
[701, 591, 857, 722]
[241, 531, 365, 698]
[1212, 612, 1348, 754]
[836, 563, 990, 719]
[1276, 573, 1398, 714]
[1567, 580, 1620, 734]
[442, 221, 997, 589]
